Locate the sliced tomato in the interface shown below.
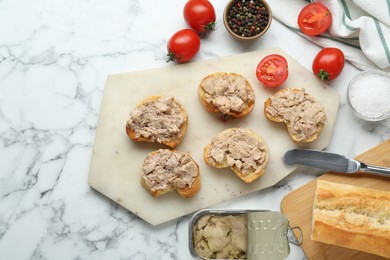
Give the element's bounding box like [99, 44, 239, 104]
[256, 54, 288, 88]
[298, 3, 332, 36]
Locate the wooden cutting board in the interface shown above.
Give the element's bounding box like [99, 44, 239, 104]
[281, 140, 390, 260]
[88, 48, 340, 225]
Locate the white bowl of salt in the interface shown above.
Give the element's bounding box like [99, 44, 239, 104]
[347, 70, 390, 121]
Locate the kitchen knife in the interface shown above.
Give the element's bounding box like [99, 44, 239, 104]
[283, 149, 390, 177]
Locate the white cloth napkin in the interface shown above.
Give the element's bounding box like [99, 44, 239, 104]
[267, 0, 390, 73]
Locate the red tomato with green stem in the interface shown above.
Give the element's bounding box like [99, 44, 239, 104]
[183, 0, 216, 37]
[312, 48, 345, 81]
[167, 29, 201, 63]
[298, 3, 332, 36]
[256, 54, 289, 88]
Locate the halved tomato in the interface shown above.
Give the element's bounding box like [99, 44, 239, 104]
[298, 3, 332, 36]
[256, 54, 288, 88]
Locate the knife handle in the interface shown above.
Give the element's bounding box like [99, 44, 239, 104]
[360, 162, 390, 177]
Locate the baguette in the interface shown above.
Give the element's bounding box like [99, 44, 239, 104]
[141, 149, 200, 198]
[264, 88, 326, 143]
[203, 128, 268, 183]
[311, 180, 390, 258]
[126, 95, 188, 148]
[198, 72, 255, 119]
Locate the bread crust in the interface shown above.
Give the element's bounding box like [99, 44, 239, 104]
[264, 88, 325, 143]
[311, 180, 390, 258]
[126, 95, 188, 148]
[203, 128, 268, 183]
[198, 72, 255, 119]
[176, 172, 201, 198]
[141, 149, 201, 199]
[264, 88, 326, 143]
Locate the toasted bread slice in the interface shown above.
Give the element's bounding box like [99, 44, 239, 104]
[198, 72, 255, 119]
[126, 95, 188, 148]
[203, 128, 268, 183]
[141, 149, 200, 198]
[264, 88, 326, 143]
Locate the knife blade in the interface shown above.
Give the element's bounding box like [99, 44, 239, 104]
[283, 149, 390, 177]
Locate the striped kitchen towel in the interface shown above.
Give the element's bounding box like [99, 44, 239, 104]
[267, 0, 390, 73]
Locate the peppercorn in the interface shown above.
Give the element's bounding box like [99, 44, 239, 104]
[227, 0, 269, 37]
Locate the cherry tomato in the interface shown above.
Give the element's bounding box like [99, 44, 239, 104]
[312, 48, 345, 81]
[298, 3, 332, 36]
[183, 0, 216, 37]
[167, 29, 201, 63]
[256, 54, 289, 88]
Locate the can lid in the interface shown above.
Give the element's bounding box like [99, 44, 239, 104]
[188, 209, 303, 260]
[247, 211, 293, 260]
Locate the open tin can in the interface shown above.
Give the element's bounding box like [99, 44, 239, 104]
[188, 209, 302, 260]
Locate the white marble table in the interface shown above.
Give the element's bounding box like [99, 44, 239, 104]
[0, 0, 389, 259]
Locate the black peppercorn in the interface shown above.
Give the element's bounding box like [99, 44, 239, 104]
[226, 0, 270, 37]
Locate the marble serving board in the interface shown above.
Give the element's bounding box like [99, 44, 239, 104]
[88, 48, 340, 226]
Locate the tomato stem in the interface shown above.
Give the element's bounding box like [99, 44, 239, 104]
[318, 69, 330, 81]
[166, 49, 181, 63]
[198, 22, 216, 38]
[204, 22, 215, 32]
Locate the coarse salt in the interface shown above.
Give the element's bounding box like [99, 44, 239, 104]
[348, 72, 390, 120]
